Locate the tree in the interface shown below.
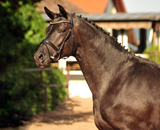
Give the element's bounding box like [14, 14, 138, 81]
[0, 0, 41, 10]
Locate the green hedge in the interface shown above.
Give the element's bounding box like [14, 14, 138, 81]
[0, 1, 67, 127]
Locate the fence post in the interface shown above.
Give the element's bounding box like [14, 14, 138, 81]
[66, 65, 70, 98]
[67, 65, 70, 86]
[24, 67, 65, 113]
[40, 71, 47, 112]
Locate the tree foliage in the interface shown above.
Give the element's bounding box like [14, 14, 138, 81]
[0, 0, 41, 10]
[0, 1, 67, 127]
[143, 45, 160, 64]
[0, 1, 46, 70]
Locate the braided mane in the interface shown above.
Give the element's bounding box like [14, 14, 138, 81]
[71, 13, 134, 56]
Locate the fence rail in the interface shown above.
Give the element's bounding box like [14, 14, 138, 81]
[43, 83, 68, 88]
[24, 67, 68, 112]
[24, 67, 57, 72]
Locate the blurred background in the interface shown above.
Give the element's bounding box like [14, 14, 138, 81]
[1, 0, 160, 129]
[0, 0, 67, 127]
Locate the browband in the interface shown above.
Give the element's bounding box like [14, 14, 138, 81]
[50, 21, 71, 25]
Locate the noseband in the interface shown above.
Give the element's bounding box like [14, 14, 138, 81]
[40, 13, 74, 62]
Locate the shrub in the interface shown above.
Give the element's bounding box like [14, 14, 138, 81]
[0, 1, 67, 127]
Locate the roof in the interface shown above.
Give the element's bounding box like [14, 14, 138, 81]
[80, 12, 160, 22]
[35, 0, 87, 14]
[67, 0, 108, 14]
[42, 13, 160, 30]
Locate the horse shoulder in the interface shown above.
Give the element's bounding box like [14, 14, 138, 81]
[99, 58, 160, 129]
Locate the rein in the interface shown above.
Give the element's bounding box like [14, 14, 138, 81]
[40, 13, 74, 62]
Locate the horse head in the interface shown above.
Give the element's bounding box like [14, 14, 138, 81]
[34, 5, 75, 68]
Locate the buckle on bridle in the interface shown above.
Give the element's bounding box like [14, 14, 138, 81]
[50, 52, 60, 61]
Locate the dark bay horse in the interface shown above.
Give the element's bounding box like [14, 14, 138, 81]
[34, 5, 160, 130]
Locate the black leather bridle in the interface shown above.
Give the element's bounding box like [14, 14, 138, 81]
[40, 13, 74, 62]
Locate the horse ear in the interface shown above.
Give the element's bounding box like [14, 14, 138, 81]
[57, 4, 68, 19]
[44, 7, 55, 20]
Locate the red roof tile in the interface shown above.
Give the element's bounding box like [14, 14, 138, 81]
[67, 0, 108, 14]
[35, 0, 87, 14]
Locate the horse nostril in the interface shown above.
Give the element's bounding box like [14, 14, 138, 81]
[39, 53, 43, 59]
[39, 53, 44, 63]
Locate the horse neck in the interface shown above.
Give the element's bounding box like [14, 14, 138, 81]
[74, 17, 132, 96]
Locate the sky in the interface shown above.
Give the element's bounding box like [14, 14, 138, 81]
[123, 0, 160, 13]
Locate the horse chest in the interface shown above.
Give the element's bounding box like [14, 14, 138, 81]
[93, 98, 114, 130]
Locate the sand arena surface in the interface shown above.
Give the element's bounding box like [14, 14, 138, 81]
[1, 96, 98, 130]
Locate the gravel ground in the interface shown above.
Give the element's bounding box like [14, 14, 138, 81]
[1, 96, 98, 130]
